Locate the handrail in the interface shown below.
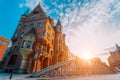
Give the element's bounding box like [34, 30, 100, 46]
[28, 59, 76, 78]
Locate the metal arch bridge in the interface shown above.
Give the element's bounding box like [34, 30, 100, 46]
[27, 59, 114, 78]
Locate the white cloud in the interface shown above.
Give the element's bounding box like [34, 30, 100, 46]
[19, 0, 120, 63]
[60, 0, 120, 63]
[19, 3, 24, 8]
[19, 0, 42, 9]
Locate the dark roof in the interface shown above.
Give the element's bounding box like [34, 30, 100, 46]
[56, 19, 62, 26]
[30, 3, 47, 17]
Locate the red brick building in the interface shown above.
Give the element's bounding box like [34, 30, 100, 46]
[3, 3, 68, 73]
[0, 36, 10, 61]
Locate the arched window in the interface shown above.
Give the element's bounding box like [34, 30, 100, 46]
[23, 25, 27, 30]
[33, 10, 38, 14]
[32, 16, 37, 20]
[47, 33, 50, 40]
[58, 36, 62, 43]
[14, 32, 18, 38]
[18, 24, 21, 29]
[56, 26, 60, 31]
[26, 41, 32, 48]
[30, 23, 34, 29]
[21, 40, 26, 48]
[20, 32, 24, 38]
[37, 22, 42, 27]
[48, 25, 51, 31]
[51, 50, 54, 57]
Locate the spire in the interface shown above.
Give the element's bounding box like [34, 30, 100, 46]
[55, 19, 63, 32]
[56, 19, 62, 26]
[39, 1, 40, 5]
[30, 2, 47, 18]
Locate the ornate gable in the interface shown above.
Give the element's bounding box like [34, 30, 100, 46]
[55, 19, 63, 32]
[30, 3, 47, 18]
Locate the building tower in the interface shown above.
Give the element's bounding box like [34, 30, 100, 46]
[53, 19, 68, 64]
[3, 3, 68, 73]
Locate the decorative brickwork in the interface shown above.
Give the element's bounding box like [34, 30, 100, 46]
[4, 3, 68, 74]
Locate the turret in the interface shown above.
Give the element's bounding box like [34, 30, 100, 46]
[55, 19, 63, 32]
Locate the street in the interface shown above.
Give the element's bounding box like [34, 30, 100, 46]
[0, 73, 120, 80]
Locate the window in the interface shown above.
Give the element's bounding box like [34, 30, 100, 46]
[30, 23, 34, 28]
[32, 16, 37, 20]
[47, 33, 50, 40]
[52, 39, 54, 45]
[18, 24, 21, 29]
[21, 40, 26, 48]
[57, 27, 60, 31]
[58, 36, 62, 43]
[37, 22, 42, 27]
[23, 25, 27, 30]
[14, 46, 17, 51]
[20, 32, 24, 38]
[2, 42, 8, 45]
[27, 41, 32, 48]
[14, 32, 18, 38]
[33, 10, 38, 14]
[51, 50, 54, 57]
[42, 29, 46, 36]
[48, 25, 51, 31]
[59, 45, 61, 51]
[52, 32, 55, 39]
[17, 42, 21, 50]
[0, 40, 2, 44]
[21, 18, 25, 21]
[0, 40, 8, 46]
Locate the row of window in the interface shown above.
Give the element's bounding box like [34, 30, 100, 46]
[39, 45, 53, 54]
[21, 16, 38, 21]
[22, 40, 32, 48]
[17, 22, 43, 30]
[0, 40, 9, 46]
[14, 40, 32, 51]
[22, 22, 43, 30]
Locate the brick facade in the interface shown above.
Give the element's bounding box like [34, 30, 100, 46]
[3, 3, 68, 73]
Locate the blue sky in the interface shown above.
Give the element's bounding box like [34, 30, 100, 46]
[1, 0, 120, 63]
[0, 0, 26, 39]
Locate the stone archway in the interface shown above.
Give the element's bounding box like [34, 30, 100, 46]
[4, 52, 22, 73]
[7, 55, 18, 66]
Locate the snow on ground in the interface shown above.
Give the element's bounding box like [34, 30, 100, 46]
[0, 73, 120, 80]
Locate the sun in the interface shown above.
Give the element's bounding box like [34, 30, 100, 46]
[81, 51, 93, 59]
